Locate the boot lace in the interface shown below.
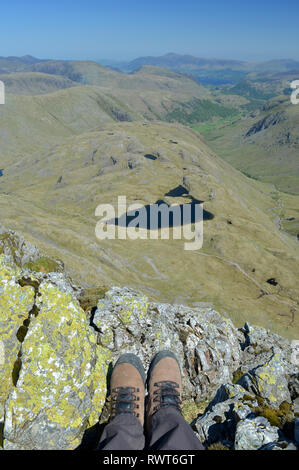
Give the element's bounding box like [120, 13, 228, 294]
[111, 386, 140, 419]
[153, 381, 182, 413]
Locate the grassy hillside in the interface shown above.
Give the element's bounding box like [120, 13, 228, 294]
[0, 58, 298, 339]
[195, 96, 299, 194]
[0, 72, 79, 95]
[1, 121, 298, 339]
[165, 98, 237, 125]
[0, 65, 225, 165]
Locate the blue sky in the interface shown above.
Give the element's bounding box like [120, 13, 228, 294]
[0, 0, 298, 61]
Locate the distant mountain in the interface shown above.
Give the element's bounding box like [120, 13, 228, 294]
[125, 53, 299, 73]
[0, 55, 42, 64]
[118, 53, 299, 85]
[125, 52, 249, 72]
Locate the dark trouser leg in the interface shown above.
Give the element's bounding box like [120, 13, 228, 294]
[147, 407, 205, 451]
[97, 414, 145, 450]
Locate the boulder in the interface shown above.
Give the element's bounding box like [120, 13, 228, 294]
[234, 417, 280, 450]
[1, 258, 111, 450]
[239, 322, 296, 376]
[0, 256, 35, 417]
[238, 352, 292, 408]
[195, 383, 257, 448]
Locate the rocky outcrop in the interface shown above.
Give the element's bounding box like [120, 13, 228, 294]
[0, 224, 63, 272]
[238, 352, 291, 408]
[245, 111, 286, 137]
[92, 286, 241, 401]
[0, 224, 41, 266]
[0, 229, 298, 450]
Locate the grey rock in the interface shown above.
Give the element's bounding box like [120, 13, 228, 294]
[195, 383, 256, 447]
[0, 225, 41, 266]
[234, 417, 280, 450]
[238, 351, 292, 408]
[240, 323, 297, 376]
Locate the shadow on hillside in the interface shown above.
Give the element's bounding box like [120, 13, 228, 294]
[107, 185, 214, 230]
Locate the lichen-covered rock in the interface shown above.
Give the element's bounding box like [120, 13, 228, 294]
[0, 224, 63, 273]
[0, 256, 35, 416]
[0, 225, 41, 267]
[93, 286, 242, 400]
[194, 379, 299, 450]
[234, 417, 280, 450]
[195, 383, 257, 448]
[238, 352, 292, 408]
[239, 323, 296, 376]
[3, 280, 110, 450]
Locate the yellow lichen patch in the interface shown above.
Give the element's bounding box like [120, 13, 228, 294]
[252, 353, 285, 405]
[258, 370, 276, 387]
[100, 329, 114, 347]
[116, 295, 148, 325]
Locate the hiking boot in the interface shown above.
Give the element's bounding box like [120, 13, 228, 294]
[146, 350, 182, 428]
[110, 353, 146, 426]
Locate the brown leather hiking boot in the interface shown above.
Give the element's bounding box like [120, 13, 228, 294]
[110, 353, 146, 426]
[146, 350, 182, 429]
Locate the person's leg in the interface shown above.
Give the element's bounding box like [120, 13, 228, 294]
[97, 414, 145, 450]
[97, 353, 146, 450]
[147, 406, 204, 450]
[145, 350, 205, 451]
